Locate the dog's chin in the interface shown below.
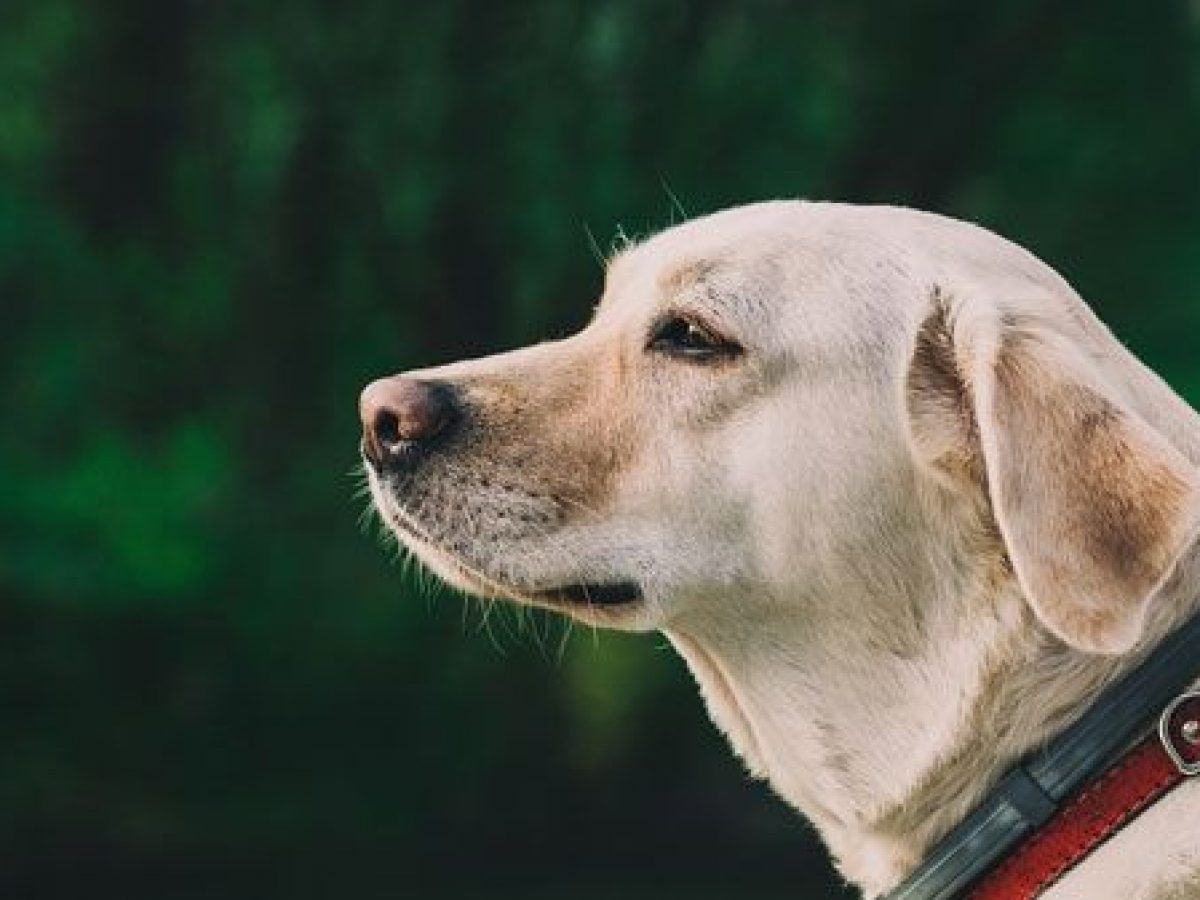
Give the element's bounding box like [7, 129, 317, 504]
[378, 506, 653, 630]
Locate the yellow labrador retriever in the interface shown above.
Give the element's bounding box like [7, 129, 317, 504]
[359, 202, 1200, 899]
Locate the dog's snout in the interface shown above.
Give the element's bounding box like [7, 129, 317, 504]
[360, 377, 457, 467]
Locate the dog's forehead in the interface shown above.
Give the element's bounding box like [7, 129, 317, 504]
[598, 203, 808, 320]
[594, 201, 1076, 344]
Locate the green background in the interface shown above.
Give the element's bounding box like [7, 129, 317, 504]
[2, 2, 1199, 898]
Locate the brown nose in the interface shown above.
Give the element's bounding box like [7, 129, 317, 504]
[359, 377, 457, 467]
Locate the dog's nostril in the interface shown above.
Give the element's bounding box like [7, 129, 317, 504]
[374, 409, 403, 452]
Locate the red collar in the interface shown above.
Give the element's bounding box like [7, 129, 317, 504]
[968, 691, 1200, 899]
[886, 611, 1200, 900]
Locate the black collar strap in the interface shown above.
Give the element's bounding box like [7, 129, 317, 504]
[884, 610, 1200, 900]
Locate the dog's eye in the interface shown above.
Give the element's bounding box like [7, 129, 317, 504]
[648, 315, 741, 362]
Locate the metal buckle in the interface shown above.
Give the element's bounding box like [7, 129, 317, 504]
[1160, 690, 1200, 777]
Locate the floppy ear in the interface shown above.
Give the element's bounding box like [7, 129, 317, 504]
[905, 289, 1200, 654]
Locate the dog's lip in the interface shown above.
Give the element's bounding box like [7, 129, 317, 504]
[532, 580, 644, 607]
[374, 498, 644, 610]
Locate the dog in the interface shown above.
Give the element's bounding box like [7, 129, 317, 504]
[359, 202, 1200, 898]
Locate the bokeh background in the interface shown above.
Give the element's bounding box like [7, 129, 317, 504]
[3, 2, 1200, 898]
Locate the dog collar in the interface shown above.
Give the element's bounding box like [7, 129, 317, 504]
[884, 611, 1200, 900]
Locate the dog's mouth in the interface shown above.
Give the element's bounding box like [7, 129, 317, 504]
[532, 580, 644, 608]
[372, 490, 644, 613]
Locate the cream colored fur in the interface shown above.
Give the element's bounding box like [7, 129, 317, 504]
[361, 202, 1200, 898]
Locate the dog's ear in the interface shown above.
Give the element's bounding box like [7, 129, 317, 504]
[905, 289, 1200, 654]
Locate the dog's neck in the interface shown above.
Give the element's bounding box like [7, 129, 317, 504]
[664, 335, 1200, 897]
[665, 514, 1200, 898]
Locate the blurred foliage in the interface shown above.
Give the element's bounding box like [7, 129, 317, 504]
[1, 1, 1199, 898]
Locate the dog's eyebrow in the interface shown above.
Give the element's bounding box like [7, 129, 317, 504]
[657, 259, 720, 295]
[597, 255, 732, 321]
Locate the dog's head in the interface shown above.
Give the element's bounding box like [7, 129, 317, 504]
[360, 201, 1200, 655]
